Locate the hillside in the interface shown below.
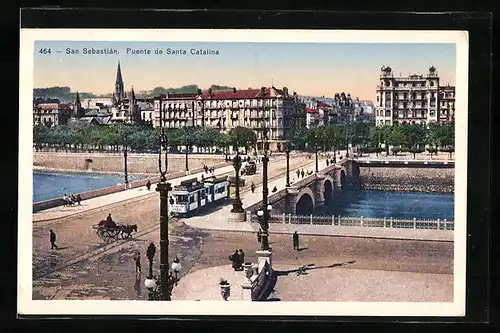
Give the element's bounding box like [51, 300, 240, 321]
[34, 84, 237, 102]
[33, 86, 96, 103]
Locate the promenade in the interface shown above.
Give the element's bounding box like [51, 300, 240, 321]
[172, 263, 453, 302]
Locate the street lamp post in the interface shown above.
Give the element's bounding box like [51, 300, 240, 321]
[285, 143, 291, 187]
[230, 148, 244, 213]
[143, 102, 181, 301]
[259, 127, 270, 250]
[184, 126, 189, 173]
[124, 136, 129, 188]
[315, 143, 319, 173]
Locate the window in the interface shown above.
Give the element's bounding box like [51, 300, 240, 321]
[176, 195, 188, 203]
[189, 195, 195, 204]
[430, 81, 434, 87]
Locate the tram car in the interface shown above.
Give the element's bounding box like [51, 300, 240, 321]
[170, 175, 230, 216]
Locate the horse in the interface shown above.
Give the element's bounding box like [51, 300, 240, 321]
[118, 224, 138, 239]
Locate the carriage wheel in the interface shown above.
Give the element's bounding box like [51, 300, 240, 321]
[97, 227, 106, 241]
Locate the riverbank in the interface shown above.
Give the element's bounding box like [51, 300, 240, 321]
[359, 167, 454, 193]
[33, 165, 156, 177]
[33, 151, 227, 174]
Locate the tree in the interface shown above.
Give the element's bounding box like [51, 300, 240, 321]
[400, 124, 427, 159]
[387, 125, 406, 155]
[228, 126, 257, 154]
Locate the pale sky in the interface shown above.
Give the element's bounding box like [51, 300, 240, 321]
[33, 41, 456, 102]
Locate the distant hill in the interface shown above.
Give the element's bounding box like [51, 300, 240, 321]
[33, 86, 96, 103]
[136, 84, 234, 98]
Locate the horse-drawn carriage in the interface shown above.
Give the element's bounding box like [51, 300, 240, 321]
[92, 220, 138, 242]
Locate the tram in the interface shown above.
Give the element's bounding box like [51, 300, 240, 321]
[170, 175, 230, 216]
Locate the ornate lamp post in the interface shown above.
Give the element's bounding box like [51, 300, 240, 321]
[184, 126, 189, 174]
[345, 94, 352, 158]
[259, 126, 271, 250]
[143, 101, 181, 301]
[123, 135, 129, 188]
[285, 143, 291, 187]
[230, 146, 244, 213]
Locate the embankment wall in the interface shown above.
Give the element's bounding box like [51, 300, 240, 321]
[33, 152, 226, 174]
[359, 167, 454, 193]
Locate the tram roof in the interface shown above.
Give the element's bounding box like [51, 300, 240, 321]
[203, 175, 228, 184]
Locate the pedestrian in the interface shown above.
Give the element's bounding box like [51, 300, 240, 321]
[296, 169, 300, 179]
[293, 231, 299, 250]
[301, 169, 305, 178]
[201, 173, 205, 181]
[134, 251, 142, 274]
[326, 159, 329, 166]
[229, 250, 240, 271]
[146, 180, 151, 190]
[62, 193, 68, 207]
[238, 249, 245, 265]
[49, 229, 58, 249]
[146, 242, 156, 277]
[250, 182, 255, 193]
[257, 228, 262, 243]
[76, 194, 82, 206]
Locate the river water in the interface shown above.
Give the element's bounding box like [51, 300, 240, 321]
[33, 171, 146, 202]
[315, 189, 454, 221]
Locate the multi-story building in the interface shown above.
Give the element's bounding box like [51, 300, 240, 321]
[375, 66, 455, 126]
[304, 100, 336, 128]
[33, 103, 73, 127]
[153, 86, 306, 152]
[439, 84, 456, 123]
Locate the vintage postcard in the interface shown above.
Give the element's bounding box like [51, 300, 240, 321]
[19, 29, 468, 316]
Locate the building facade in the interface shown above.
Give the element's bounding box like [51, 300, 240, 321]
[153, 87, 306, 152]
[375, 66, 455, 126]
[33, 103, 73, 127]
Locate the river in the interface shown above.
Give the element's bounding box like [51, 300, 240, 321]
[315, 189, 454, 221]
[33, 171, 147, 202]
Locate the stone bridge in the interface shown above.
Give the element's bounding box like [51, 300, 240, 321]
[244, 158, 360, 216]
[282, 158, 360, 215]
[246, 157, 454, 216]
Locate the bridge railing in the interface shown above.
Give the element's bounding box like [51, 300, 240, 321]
[249, 213, 454, 230]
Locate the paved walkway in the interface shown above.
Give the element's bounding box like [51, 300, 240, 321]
[172, 263, 453, 302]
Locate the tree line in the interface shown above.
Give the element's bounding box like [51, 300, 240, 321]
[285, 122, 455, 158]
[33, 122, 454, 158]
[33, 123, 258, 155]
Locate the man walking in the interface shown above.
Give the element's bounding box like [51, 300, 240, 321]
[49, 230, 58, 249]
[296, 169, 300, 179]
[134, 251, 142, 274]
[146, 242, 156, 278]
[293, 231, 299, 250]
[238, 249, 245, 265]
[257, 228, 262, 244]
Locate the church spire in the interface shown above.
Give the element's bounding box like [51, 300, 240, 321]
[115, 61, 125, 103]
[75, 91, 83, 118]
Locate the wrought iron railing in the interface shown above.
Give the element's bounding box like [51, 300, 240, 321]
[249, 213, 454, 230]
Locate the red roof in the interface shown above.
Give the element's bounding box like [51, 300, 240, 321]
[200, 88, 271, 100]
[58, 103, 73, 110]
[316, 101, 331, 108]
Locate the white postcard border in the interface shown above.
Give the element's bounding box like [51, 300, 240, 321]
[19, 28, 468, 317]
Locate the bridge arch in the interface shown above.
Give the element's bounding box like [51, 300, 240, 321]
[322, 176, 334, 203]
[333, 166, 347, 190]
[295, 187, 315, 215]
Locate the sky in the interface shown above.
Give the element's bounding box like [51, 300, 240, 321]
[33, 41, 456, 102]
